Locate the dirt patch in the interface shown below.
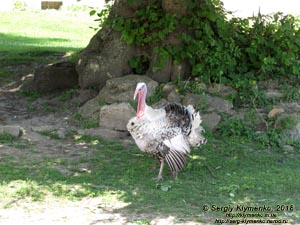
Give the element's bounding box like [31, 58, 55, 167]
[0, 63, 205, 224]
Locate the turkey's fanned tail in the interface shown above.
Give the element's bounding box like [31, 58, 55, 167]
[165, 149, 187, 172]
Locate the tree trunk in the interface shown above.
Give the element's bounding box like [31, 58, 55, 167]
[76, 0, 205, 90]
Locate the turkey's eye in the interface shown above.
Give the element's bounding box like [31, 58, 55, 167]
[131, 122, 135, 126]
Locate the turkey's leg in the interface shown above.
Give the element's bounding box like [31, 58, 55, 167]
[157, 159, 164, 180]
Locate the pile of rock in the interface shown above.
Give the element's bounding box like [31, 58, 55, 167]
[78, 74, 235, 133]
[76, 74, 300, 151]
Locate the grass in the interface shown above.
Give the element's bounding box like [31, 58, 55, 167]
[1, 9, 299, 224]
[0, 134, 299, 223]
[0, 10, 96, 85]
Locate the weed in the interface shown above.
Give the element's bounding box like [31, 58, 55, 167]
[175, 79, 205, 95]
[147, 84, 164, 105]
[281, 84, 300, 102]
[81, 119, 99, 129]
[18, 90, 41, 101]
[93, 0, 300, 108]
[73, 113, 84, 121]
[38, 130, 61, 140]
[217, 115, 253, 140]
[98, 99, 107, 106]
[73, 114, 99, 129]
[58, 89, 77, 102]
[128, 55, 150, 74]
[0, 132, 17, 144]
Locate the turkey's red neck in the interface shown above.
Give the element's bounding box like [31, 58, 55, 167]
[137, 89, 146, 119]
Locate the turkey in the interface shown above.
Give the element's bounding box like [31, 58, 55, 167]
[127, 82, 206, 180]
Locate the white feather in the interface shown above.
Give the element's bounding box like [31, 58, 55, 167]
[163, 134, 190, 154]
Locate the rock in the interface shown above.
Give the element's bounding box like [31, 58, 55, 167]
[147, 54, 172, 83]
[183, 93, 234, 114]
[201, 112, 221, 130]
[287, 122, 300, 141]
[162, 0, 188, 15]
[279, 102, 300, 114]
[97, 75, 158, 104]
[76, 28, 135, 89]
[162, 82, 176, 98]
[170, 60, 190, 81]
[78, 128, 128, 141]
[268, 108, 284, 118]
[70, 89, 98, 106]
[21, 62, 78, 93]
[207, 83, 237, 97]
[167, 90, 181, 103]
[265, 90, 284, 99]
[99, 102, 135, 131]
[206, 96, 234, 114]
[182, 93, 202, 108]
[0, 125, 23, 137]
[282, 145, 294, 153]
[152, 98, 168, 109]
[57, 129, 66, 139]
[78, 98, 102, 120]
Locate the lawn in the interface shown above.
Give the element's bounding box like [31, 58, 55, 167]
[0, 10, 96, 84]
[0, 9, 300, 225]
[0, 133, 300, 224]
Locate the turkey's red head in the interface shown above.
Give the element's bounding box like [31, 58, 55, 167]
[134, 82, 147, 119]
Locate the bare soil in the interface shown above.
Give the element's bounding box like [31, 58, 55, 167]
[0, 70, 203, 225]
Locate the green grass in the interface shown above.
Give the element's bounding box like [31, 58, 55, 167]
[0, 11, 95, 53]
[0, 135, 299, 223]
[0, 10, 96, 84]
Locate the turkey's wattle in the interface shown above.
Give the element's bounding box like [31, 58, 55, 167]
[127, 82, 206, 180]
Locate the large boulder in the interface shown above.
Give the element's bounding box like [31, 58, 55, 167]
[201, 112, 221, 131]
[0, 125, 23, 137]
[288, 122, 300, 141]
[182, 93, 234, 114]
[76, 27, 135, 90]
[78, 98, 102, 120]
[97, 75, 158, 104]
[99, 102, 135, 131]
[21, 62, 78, 93]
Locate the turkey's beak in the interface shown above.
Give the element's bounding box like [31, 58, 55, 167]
[133, 88, 139, 100]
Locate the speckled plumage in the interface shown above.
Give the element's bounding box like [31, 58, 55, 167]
[127, 102, 206, 179]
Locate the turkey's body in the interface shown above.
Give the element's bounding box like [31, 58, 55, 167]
[127, 101, 206, 180]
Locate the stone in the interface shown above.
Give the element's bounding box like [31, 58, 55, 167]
[99, 102, 135, 131]
[287, 122, 300, 141]
[280, 102, 300, 114]
[162, 82, 176, 98]
[162, 0, 188, 15]
[77, 128, 128, 141]
[21, 62, 78, 93]
[76, 28, 135, 89]
[57, 129, 66, 139]
[268, 108, 284, 118]
[201, 112, 221, 130]
[70, 89, 98, 106]
[167, 90, 181, 103]
[183, 93, 234, 114]
[0, 125, 23, 137]
[78, 98, 102, 120]
[97, 75, 158, 104]
[282, 145, 294, 153]
[207, 83, 237, 97]
[170, 60, 190, 81]
[182, 93, 202, 108]
[147, 55, 172, 83]
[152, 98, 168, 109]
[206, 96, 234, 114]
[265, 90, 284, 99]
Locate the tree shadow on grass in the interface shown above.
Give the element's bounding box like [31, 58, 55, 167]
[0, 33, 81, 53]
[0, 138, 300, 223]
